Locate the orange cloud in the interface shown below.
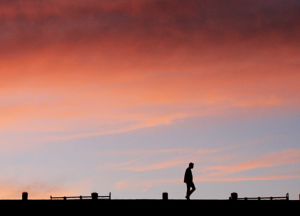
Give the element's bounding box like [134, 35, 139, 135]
[207, 149, 300, 173]
[96, 148, 192, 156]
[99, 144, 247, 172]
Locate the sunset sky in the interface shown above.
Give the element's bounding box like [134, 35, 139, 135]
[0, 0, 300, 200]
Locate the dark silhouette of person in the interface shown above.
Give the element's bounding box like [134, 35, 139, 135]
[184, 162, 196, 200]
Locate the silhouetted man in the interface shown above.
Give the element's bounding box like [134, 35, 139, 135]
[184, 162, 196, 200]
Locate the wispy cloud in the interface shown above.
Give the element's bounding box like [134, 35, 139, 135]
[98, 137, 278, 172]
[96, 148, 193, 156]
[206, 149, 300, 173]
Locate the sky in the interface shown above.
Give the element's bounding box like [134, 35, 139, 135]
[0, 0, 300, 200]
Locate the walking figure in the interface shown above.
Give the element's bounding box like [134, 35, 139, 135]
[184, 162, 196, 200]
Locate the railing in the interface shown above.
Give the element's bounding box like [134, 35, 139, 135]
[237, 193, 289, 201]
[50, 192, 111, 200]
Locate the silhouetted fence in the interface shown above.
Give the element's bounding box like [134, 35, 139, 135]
[230, 192, 289, 201]
[50, 192, 111, 200]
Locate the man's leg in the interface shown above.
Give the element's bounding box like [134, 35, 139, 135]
[189, 182, 196, 197]
[186, 183, 191, 200]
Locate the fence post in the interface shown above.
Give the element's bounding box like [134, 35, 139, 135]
[64, 196, 66, 200]
[92, 192, 98, 200]
[286, 193, 289, 201]
[109, 192, 111, 200]
[162, 192, 168, 200]
[231, 192, 238, 201]
[22, 192, 28, 201]
[50, 195, 52, 200]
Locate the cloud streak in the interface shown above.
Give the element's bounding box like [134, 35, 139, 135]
[208, 149, 300, 173]
[102, 146, 300, 179]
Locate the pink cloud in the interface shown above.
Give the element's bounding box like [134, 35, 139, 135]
[100, 144, 245, 172]
[206, 149, 300, 173]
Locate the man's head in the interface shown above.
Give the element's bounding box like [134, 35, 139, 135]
[189, 163, 194, 169]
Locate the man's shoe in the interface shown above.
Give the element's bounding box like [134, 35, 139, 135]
[185, 196, 190, 200]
